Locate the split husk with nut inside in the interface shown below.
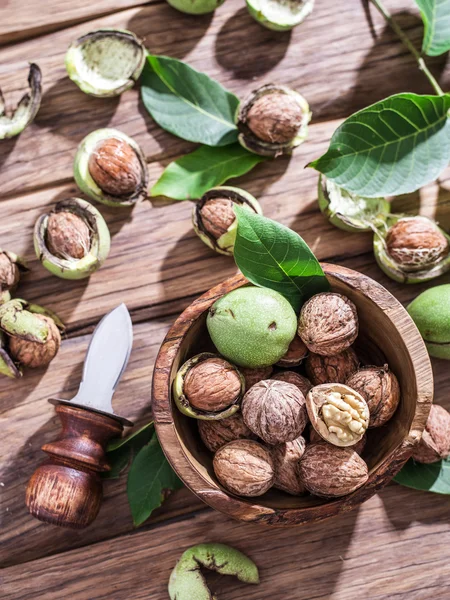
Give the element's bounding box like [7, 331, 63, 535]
[0, 249, 27, 303]
[173, 352, 244, 420]
[306, 383, 369, 447]
[65, 29, 146, 97]
[318, 175, 390, 233]
[236, 84, 311, 157]
[0, 63, 42, 139]
[34, 197, 110, 280]
[0, 299, 64, 374]
[374, 215, 450, 284]
[192, 186, 262, 256]
[74, 128, 149, 207]
[246, 0, 314, 31]
[168, 543, 259, 600]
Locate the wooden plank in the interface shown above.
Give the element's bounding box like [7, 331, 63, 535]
[0, 1, 152, 46]
[0, 0, 448, 196]
[0, 317, 205, 568]
[0, 117, 449, 333]
[2, 484, 450, 599]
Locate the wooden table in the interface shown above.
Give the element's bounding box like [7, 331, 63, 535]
[1, 1, 450, 598]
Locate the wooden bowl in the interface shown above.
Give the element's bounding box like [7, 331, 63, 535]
[153, 265, 433, 526]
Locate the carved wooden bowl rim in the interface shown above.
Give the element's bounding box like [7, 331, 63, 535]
[152, 264, 433, 526]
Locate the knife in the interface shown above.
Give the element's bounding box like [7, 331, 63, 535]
[26, 304, 134, 529]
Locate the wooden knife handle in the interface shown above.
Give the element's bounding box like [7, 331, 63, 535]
[26, 403, 124, 529]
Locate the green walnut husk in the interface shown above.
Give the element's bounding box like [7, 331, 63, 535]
[74, 128, 149, 207]
[166, 0, 226, 14]
[65, 29, 146, 97]
[0, 249, 28, 302]
[173, 352, 244, 420]
[373, 215, 450, 284]
[34, 197, 111, 280]
[408, 285, 450, 360]
[318, 175, 390, 233]
[192, 186, 262, 256]
[246, 0, 314, 31]
[236, 83, 311, 157]
[207, 286, 297, 368]
[0, 299, 64, 377]
[169, 543, 259, 600]
[0, 63, 42, 139]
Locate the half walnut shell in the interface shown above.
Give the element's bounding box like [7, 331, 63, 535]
[65, 29, 146, 97]
[192, 186, 262, 256]
[0, 63, 42, 139]
[236, 83, 311, 157]
[306, 383, 369, 448]
[74, 128, 149, 207]
[34, 197, 111, 280]
[173, 352, 244, 420]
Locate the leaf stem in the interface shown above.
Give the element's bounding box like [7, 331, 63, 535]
[369, 0, 444, 96]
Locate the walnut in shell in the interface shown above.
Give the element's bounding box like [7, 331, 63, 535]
[306, 383, 369, 447]
[346, 365, 400, 428]
[276, 336, 308, 368]
[246, 93, 304, 144]
[242, 380, 308, 445]
[89, 137, 143, 197]
[46, 211, 91, 260]
[298, 442, 369, 497]
[412, 404, 450, 464]
[305, 347, 359, 386]
[270, 436, 306, 495]
[240, 365, 273, 390]
[298, 292, 358, 356]
[271, 371, 312, 397]
[309, 427, 367, 456]
[198, 413, 257, 453]
[213, 439, 274, 497]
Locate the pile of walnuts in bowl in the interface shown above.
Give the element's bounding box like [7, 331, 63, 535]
[173, 289, 429, 500]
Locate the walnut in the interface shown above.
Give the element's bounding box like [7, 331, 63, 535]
[213, 439, 274, 497]
[271, 371, 312, 397]
[309, 427, 367, 455]
[270, 436, 306, 495]
[242, 379, 308, 445]
[246, 93, 303, 144]
[46, 212, 91, 260]
[306, 347, 359, 386]
[386, 217, 449, 272]
[198, 413, 257, 453]
[276, 336, 308, 368]
[0, 252, 20, 291]
[240, 365, 273, 390]
[306, 383, 369, 447]
[199, 198, 235, 239]
[88, 137, 142, 197]
[298, 442, 369, 497]
[298, 293, 358, 356]
[346, 365, 400, 428]
[184, 356, 243, 412]
[412, 404, 450, 464]
[9, 314, 61, 368]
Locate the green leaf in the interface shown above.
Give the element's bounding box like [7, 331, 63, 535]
[107, 421, 154, 452]
[415, 0, 450, 56]
[127, 434, 183, 527]
[233, 207, 330, 312]
[102, 444, 132, 480]
[394, 457, 450, 494]
[151, 144, 266, 201]
[309, 93, 450, 198]
[141, 55, 239, 147]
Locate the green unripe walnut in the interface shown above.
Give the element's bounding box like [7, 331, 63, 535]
[207, 286, 297, 368]
[407, 284, 450, 360]
[166, 0, 226, 14]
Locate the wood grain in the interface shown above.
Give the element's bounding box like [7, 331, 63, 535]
[0, 0, 448, 197]
[2, 484, 450, 599]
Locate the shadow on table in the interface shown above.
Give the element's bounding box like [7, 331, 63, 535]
[127, 6, 212, 59]
[215, 7, 291, 79]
